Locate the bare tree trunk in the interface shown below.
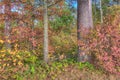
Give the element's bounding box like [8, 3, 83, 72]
[77, 0, 93, 62]
[43, 0, 49, 63]
[100, 0, 103, 24]
[118, 0, 120, 4]
[4, 0, 11, 49]
[94, 0, 97, 23]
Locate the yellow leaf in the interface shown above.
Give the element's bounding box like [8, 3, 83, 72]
[0, 40, 4, 44]
[1, 54, 5, 57]
[0, 50, 5, 53]
[3, 64, 6, 67]
[18, 61, 23, 66]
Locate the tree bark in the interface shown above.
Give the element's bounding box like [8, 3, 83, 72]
[43, 0, 49, 63]
[118, 0, 120, 4]
[4, 0, 11, 49]
[100, 0, 103, 24]
[77, 0, 93, 62]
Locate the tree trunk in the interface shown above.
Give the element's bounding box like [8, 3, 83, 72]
[118, 0, 120, 4]
[100, 0, 103, 24]
[94, 0, 97, 22]
[4, 0, 11, 49]
[43, 0, 49, 63]
[77, 0, 93, 62]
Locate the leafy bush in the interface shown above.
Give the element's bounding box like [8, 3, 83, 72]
[80, 23, 120, 74]
[77, 9, 120, 74]
[50, 31, 77, 60]
[0, 40, 37, 79]
[10, 27, 43, 50]
[22, 58, 96, 80]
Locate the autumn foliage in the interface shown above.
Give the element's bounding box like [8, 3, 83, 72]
[0, 0, 120, 79]
[79, 14, 120, 74]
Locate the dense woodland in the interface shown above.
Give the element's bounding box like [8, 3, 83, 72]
[0, 0, 120, 80]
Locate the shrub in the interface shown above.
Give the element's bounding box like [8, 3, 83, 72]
[78, 12, 120, 74]
[50, 31, 77, 60]
[0, 41, 37, 79]
[81, 23, 120, 74]
[10, 27, 43, 50]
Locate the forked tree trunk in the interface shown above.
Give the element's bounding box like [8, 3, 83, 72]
[43, 0, 49, 63]
[77, 0, 93, 62]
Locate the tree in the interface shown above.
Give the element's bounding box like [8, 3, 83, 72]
[100, 0, 103, 24]
[43, 0, 48, 63]
[113, 0, 120, 4]
[77, 0, 93, 62]
[4, 0, 11, 49]
[43, 0, 63, 63]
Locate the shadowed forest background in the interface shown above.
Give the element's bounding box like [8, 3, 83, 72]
[0, 0, 120, 80]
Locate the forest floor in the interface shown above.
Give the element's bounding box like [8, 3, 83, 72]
[0, 59, 120, 80]
[54, 66, 120, 80]
[23, 60, 120, 80]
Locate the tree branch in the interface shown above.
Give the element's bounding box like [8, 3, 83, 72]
[48, 0, 64, 7]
